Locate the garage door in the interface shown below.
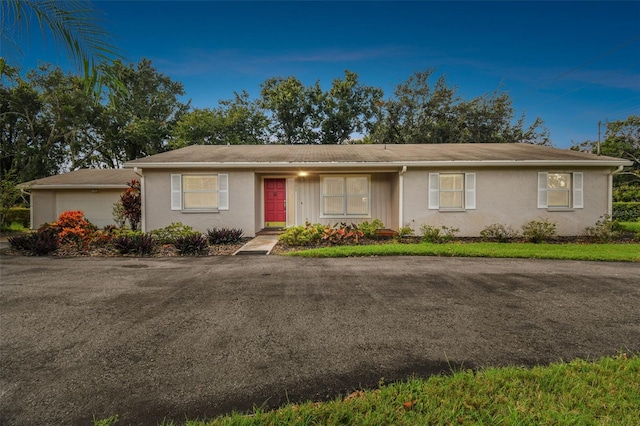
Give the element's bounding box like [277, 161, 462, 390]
[56, 190, 122, 229]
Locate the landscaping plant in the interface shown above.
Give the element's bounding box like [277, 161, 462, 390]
[584, 214, 624, 242]
[53, 210, 96, 249]
[480, 223, 519, 243]
[321, 223, 364, 244]
[420, 224, 459, 243]
[521, 218, 557, 243]
[279, 222, 324, 246]
[149, 222, 196, 244]
[207, 227, 244, 244]
[111, 233, 157, 256]
[357, 219, 385, 238]
[174, 233, 209, 255]
[8, 232, 59, 255]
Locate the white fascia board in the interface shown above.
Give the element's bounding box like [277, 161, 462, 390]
[124, 159, 633, 169]
[26, 184, 130, 190]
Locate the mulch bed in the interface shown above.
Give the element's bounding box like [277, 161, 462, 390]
[2, 234, 637, 258]
[0, 239, 250, 258]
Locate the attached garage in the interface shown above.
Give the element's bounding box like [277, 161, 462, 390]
[22, 169, 139, 229]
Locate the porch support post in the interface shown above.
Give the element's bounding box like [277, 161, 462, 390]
[399, 166, 407, 230]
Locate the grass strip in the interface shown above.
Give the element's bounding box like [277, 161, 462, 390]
[104, 354, 636, 425]
[286, 242, 640, 262]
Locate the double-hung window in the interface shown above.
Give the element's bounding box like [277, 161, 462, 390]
[171, 174, 229, 211]
[321, 175, 370, 217]
[538, 172, 583, 209]
[429, 173, 476, 210]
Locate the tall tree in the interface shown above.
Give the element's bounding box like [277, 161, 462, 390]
[170, 92, 268, 148]
[572, 116, 639, 184]
[320, 70, 383, 144]
[98, 59, 189, 166]
[260, 76, 321, 144]
[0, 63, 99, 182]
[371, 69, 549, 145]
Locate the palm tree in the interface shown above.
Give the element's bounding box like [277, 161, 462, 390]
[0, 0, 122, 91]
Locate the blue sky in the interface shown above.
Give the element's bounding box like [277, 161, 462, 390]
[13, 1, 640, 148]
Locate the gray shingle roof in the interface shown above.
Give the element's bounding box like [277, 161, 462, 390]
[21, 169, 139, 188]
[124, 143, 630, 168]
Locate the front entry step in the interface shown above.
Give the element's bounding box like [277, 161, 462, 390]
[234, 235, 279, 256]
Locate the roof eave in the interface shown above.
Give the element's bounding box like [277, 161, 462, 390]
[124, 159, 633, 169]
[23, 184, 130, 190]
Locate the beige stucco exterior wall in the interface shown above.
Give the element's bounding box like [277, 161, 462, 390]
[142, 169, 257, 235]
[30, 189, 123, 229]
[402, 166, 612, 236]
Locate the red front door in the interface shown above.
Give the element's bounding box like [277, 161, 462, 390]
[264, 178, 286, 227]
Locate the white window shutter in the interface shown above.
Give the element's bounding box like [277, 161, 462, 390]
[573, 172, 583, 209]
[171, 174, 182, 210]
[428, 173, 439, 209]
[218, 174, 229, 210]
[537, 172, 548, 208]
[465, 173, 476, 210]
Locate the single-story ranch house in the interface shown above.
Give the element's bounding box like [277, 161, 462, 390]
[24, 168, 139, 229]
[117, 143, 632, 237]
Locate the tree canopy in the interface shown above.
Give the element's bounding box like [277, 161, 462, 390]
[3, 61, 558, 183]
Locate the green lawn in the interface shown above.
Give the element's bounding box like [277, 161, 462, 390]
[286, 242, 640, 262]
[96, 354, 640, 425]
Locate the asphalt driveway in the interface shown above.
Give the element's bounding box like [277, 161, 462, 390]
[1, 255, 639, 425]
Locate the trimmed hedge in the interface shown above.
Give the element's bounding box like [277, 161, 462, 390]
[612, 202, 640, 222]
[2, 207, 30, 228]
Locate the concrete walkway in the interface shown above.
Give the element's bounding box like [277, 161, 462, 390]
[234, 235, 279, 255]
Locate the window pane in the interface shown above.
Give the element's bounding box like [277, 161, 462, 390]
[346, 177, 367, 195]
[548, 191, 570, 208]
[184, 192, 218, 209]
[347, 196, 368, 214]
[440, 174, 463, 190]
[184, 176, 217, 191]
[323, 196, 344, 215]
[323, 177, 344, 195]
[440, 192, 463, 209]
[548, 173, 569, 189]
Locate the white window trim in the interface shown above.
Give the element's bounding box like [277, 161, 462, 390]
[320, 174, 371, 218]
[537, 172, 583, 210]
[170, 173, 229, 212]
[428, 172, 476, 211]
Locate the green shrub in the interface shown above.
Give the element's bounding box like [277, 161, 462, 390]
[584, 215, 624, 242]
[112, 234, 157, 256]
[397, 225, 415, 239]
[521, 218, 557, 243]
[174, 233, 209, 255]
[3, 221, 26, 232]
[207, 227, 244, 244]
[2, 207, 29, 228]
[420, 224, 459, 243]
[480, 223, 519, 243]
[612, 202, 640, 222]
[279, 222, 324, 246]
[8, 232, 58, 255]
[321, 223, 364, 244]
[149, 222, 197, 244]
[357, 219, 385, 238]
[613, 183, 640, 202]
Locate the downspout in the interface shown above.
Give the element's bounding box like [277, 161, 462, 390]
[399, 166, 407, 230]
[133, 167, 145, 232]
[607, 165, 624, 217]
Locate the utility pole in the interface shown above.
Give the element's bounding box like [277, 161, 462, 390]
[597, 121, 601, 155]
